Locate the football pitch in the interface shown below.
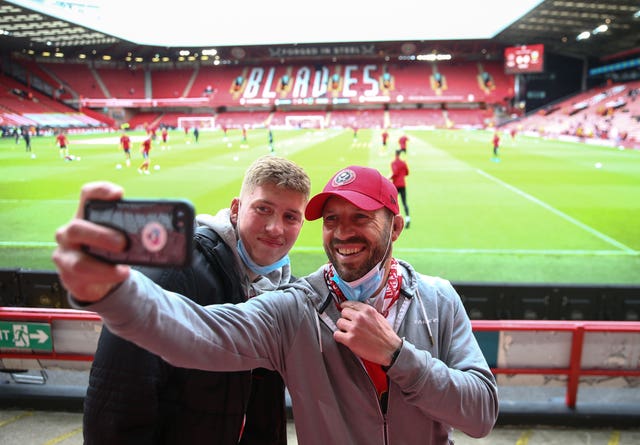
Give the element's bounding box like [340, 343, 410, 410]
[1, 127, 638, 285]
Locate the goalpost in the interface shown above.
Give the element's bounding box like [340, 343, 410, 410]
[177, 116, 216, 131]
[284, 115, 325, 129]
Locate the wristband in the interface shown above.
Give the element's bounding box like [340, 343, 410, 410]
[382, 342, 402, 372]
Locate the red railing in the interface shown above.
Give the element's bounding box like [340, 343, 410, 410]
[0, 307, 99, 363]
[1, 308, 639, 409]
[472, 320, 640, 408]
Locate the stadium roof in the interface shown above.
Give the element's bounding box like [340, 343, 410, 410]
[5, 0, 545, 46]
[0, 0, 639, 63]
[494, 0, 640, 61]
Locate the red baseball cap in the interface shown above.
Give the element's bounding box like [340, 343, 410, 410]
[305, 166, 399, 221]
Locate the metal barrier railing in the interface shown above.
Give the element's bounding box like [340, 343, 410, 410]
[0, 307, 99, 365]
[473, 320, 640, 408]
[1, 308, 639, 409]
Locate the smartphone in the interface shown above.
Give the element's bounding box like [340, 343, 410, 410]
[83, 199, 194, 267]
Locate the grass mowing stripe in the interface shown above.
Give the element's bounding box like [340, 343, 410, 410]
[476, 169, 636, 254]
[2, 129, 638, 283]
[0, 242, 58, 247]
[289, 246, 634, 256]
[2, 243, 634, 256]
[0, 199, 79, 204]
[394, 248, 635, 256]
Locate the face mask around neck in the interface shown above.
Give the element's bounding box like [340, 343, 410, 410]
[331, 261, 385, 302]
[237, 238, 290, 276]
[330, 224, 394, 302]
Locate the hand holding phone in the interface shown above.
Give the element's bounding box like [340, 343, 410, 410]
[83, 199, 194, 267]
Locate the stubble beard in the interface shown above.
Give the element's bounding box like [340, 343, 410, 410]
[324, 237, 387, 282]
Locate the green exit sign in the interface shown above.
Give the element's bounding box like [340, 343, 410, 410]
[0, 321, 53, 352]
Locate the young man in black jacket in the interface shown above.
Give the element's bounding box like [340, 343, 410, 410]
[83, 155, 311, 445]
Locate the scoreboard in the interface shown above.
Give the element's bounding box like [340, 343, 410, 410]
[504, 44, 545, 74]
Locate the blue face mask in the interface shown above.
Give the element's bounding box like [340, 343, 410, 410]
[331, 262, 385, 302]
[237, 238, 290, 276]
[330, 226, 394, 302]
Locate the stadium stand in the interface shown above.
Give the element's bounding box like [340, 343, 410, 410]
[388, 63, 429, 99]
[215, 110, 272, 129]
[11, 58, 72, 102]
[94, 66, 147, 99]
[328, 109, 385, 129]
[269, 110, 325, 127]
[150, 67, 195, 98]
[188, 65, 243, 105]
[157, 111, 212, 128]
[389, 108, 446, 127]
[0, 71, 110, 128]
[1, 56, 526, 134]
[446, 107, 493, 128]
[125, 111, 163, 130]
[502, 79, 640, 149]
[40, 62, 107, 100]
[0, 74, 66, 113]
[3, 53, 640, 151]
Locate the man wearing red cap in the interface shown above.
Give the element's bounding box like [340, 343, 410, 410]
[53, 166, 498, 445]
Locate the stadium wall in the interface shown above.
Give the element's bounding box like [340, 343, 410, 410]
[1, 269, 637, 321]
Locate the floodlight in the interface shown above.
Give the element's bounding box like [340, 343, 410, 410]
[576, 31, 590, 41]
[592, 24, 608, 34]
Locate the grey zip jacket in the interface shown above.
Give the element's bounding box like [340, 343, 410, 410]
[74, 259, 498, 445]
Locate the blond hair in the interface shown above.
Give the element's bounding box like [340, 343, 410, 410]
[240, 155, 311, 201]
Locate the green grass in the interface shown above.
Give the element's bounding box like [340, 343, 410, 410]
[1, 127, 638, 285]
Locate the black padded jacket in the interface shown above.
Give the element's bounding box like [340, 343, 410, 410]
[83, 226, 287, 445]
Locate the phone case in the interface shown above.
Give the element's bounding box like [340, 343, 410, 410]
[83, 199, 194, 267]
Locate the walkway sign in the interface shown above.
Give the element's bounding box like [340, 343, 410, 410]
[0, 321, 53, 351]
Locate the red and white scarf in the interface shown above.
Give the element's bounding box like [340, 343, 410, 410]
[324, 258, 402, 399]
[324, 258, 401, 317]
